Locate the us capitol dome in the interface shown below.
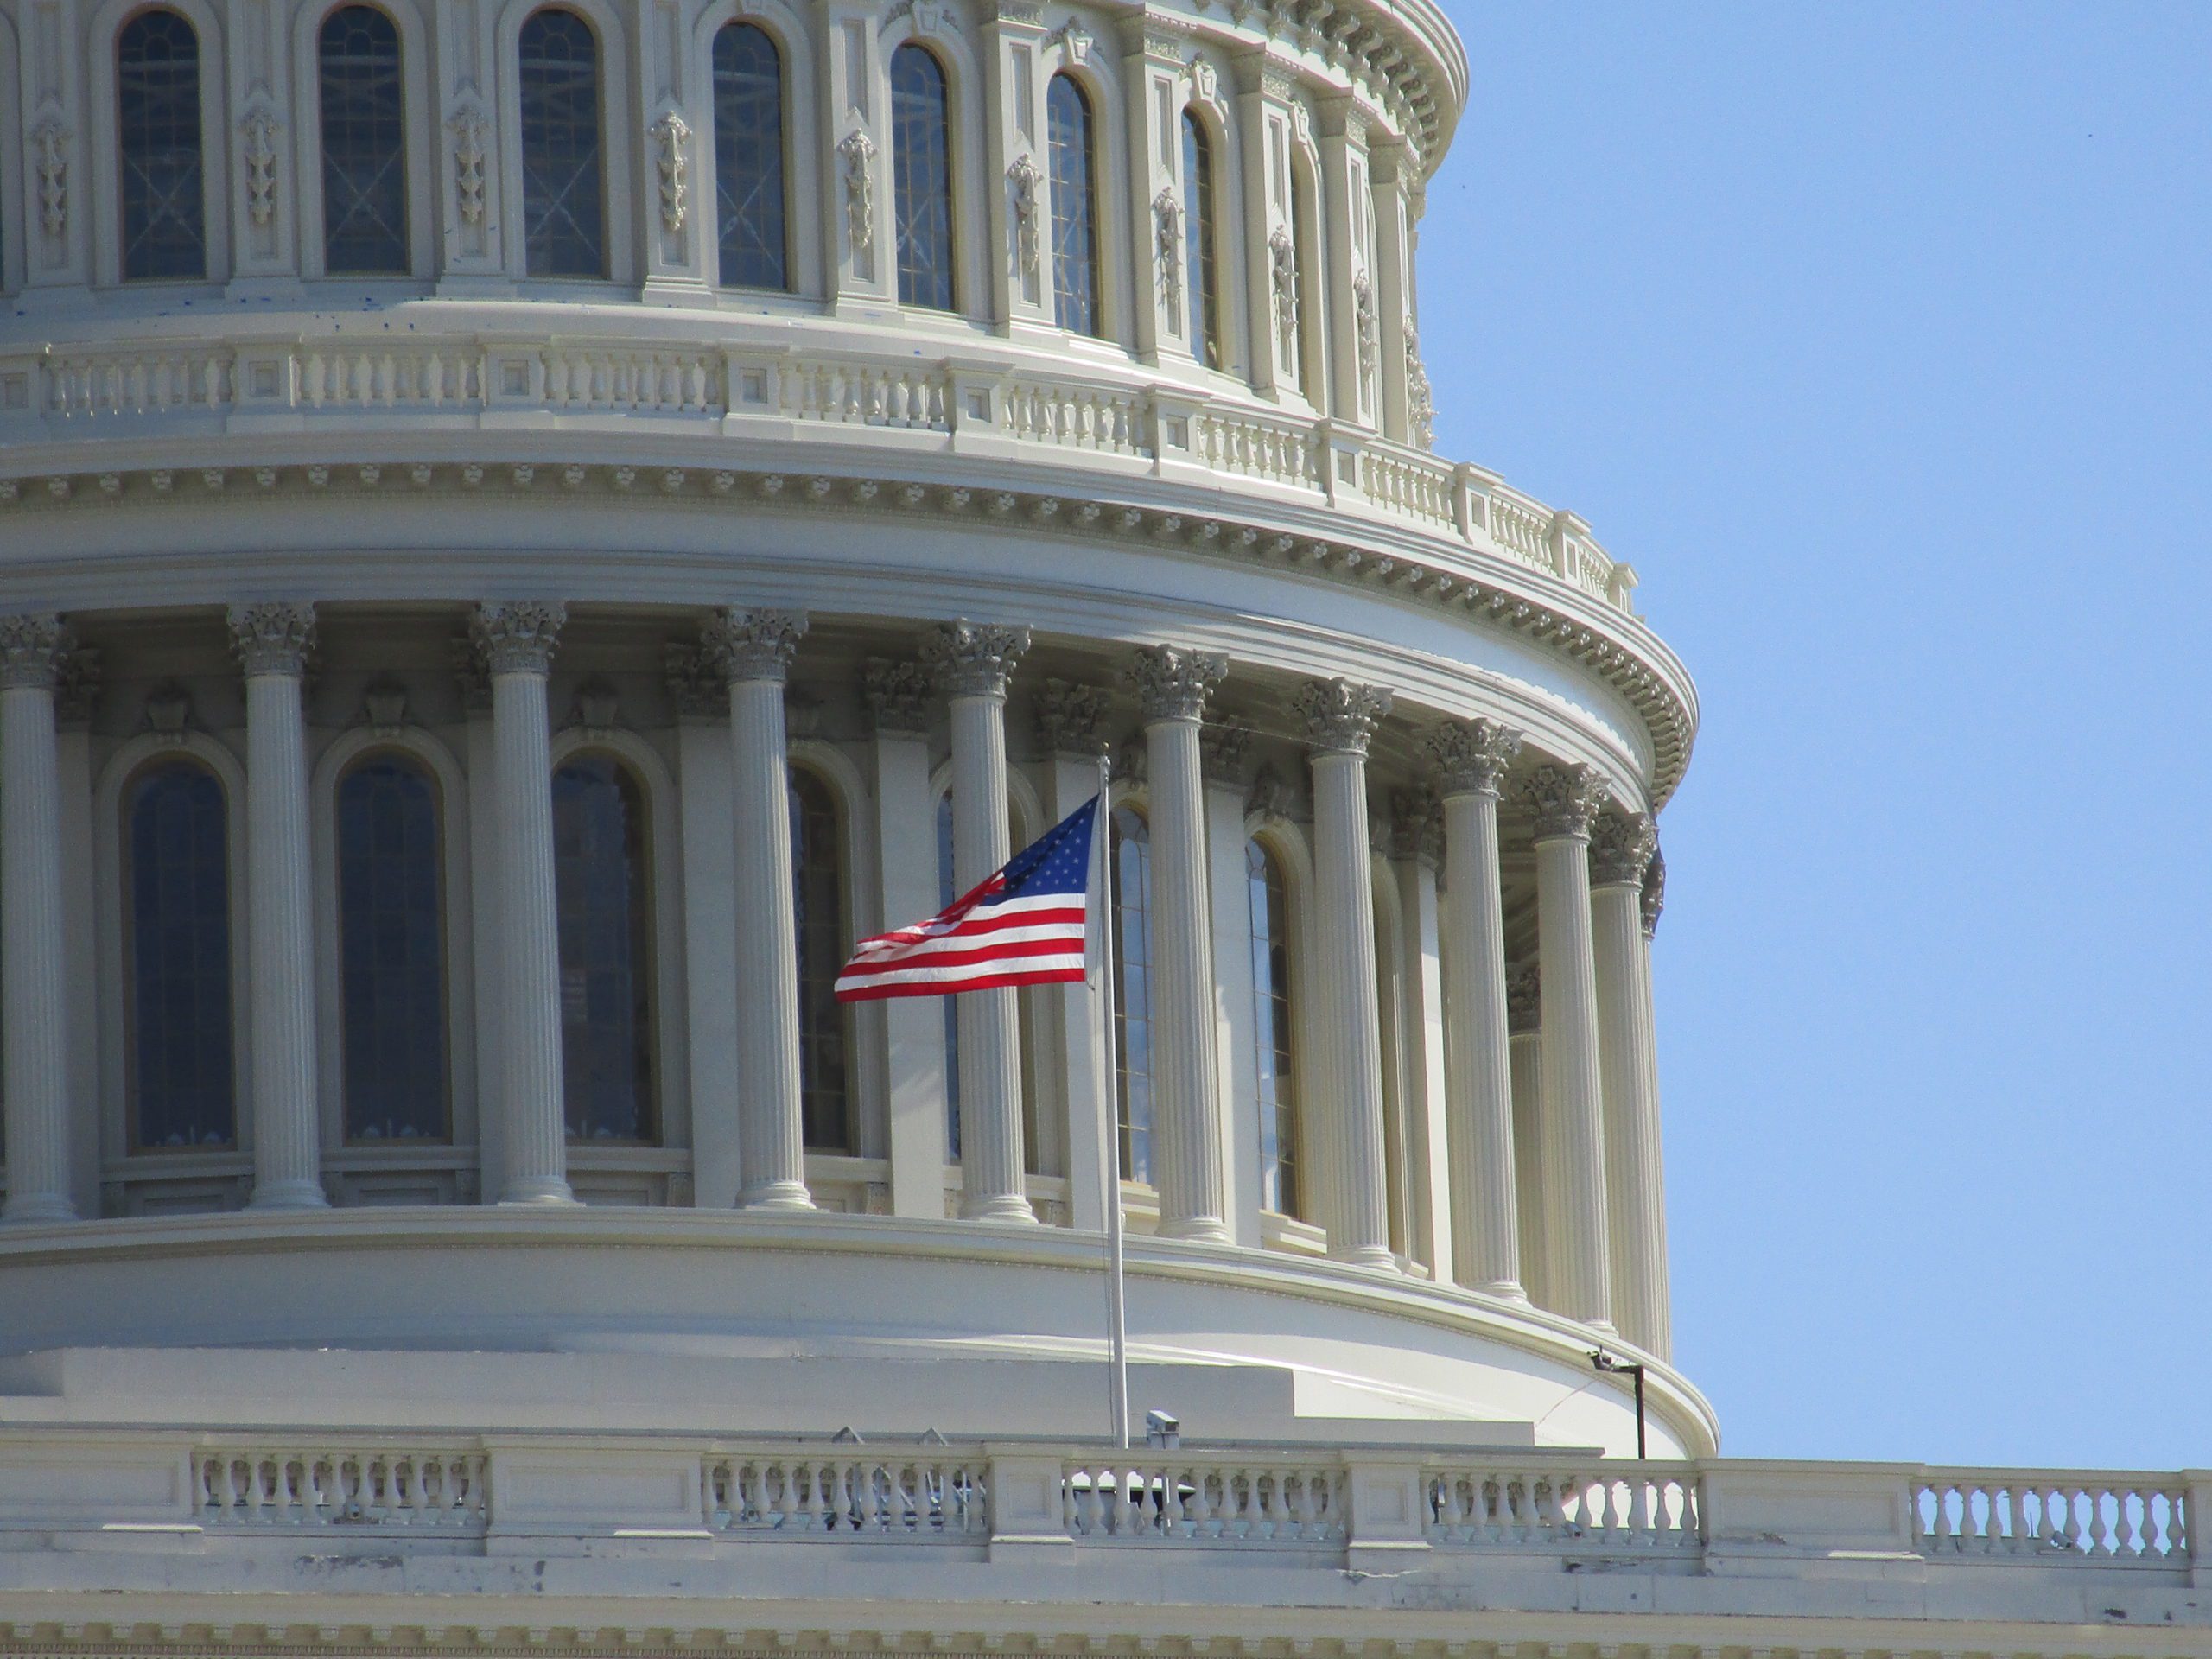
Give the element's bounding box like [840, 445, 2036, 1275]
[0, 3, 2196, 1657]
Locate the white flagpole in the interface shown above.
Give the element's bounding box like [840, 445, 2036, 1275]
[1092, 750, 1130, 1451]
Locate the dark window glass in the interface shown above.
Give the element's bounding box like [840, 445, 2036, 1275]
[117, 10, 207, 282]
[318, 6, 408, 273]
[1110, 804, 1154, 1185]
[891, 44, 955, 311]
[553, 753, 655, 1141]
[1046, 73, 1100, 336]
[713, 22, 787, 290]
[791, 767, 850, 1152]
[1248, 840, 1299, 1217]
[124, 760, 232, 1149]
[336, 754, 448, 1142]
[938, 789, 961, 1159]
[1182, 110, 1220, 368]
[518, 8, 606, 277]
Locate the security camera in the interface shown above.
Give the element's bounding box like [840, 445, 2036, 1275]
[1144, 1409, 1180, 1449]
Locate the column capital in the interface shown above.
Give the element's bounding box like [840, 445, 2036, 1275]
[1589, 810, 1658, 890]
[226, 601, 316, 678]
[1507, 962, 1541, 1036]
[1295, 677, 1393, 756]
[1642, 844, 1667, 939]
[922, 618, 1031, 699]
[1123, 644, 1228, 724]
[1199, 722, 1255, 786]
[1426, 716, 1522, 799]
[702, 607, 809, 685]
[662, 644, 724, 719]
[1524, 762, 1610, 843]
[862, 657, 934, 735]
[1033, 678, 1111, 758]
[471, 601, 567, 676]
[0, 613, 68, 691]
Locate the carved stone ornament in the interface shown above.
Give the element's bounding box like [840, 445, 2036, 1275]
[470, 601, 567, 677]
[1506, 962, 1541, 1036]
[862, 657, 933, 735]
[226, 601, 317, 677]
[30, 118, 69, 240]
[1007, 154, 1043, 278]
[921, 619, 1031, 700]
[1426, 716, 1522, 799]
[1405, 327, 1436, 451]
[1588, 810, 1658, 890]
[839, 130, 878, 254]
[1390, 785, 1443, 865]
[1247, 763, 1296, 823]
[1199, 722, 1254, 784]
[1046, 18, 1095, 60]
[1352, 270, 1379, 390]
[448, 100, 491, 225]
[361, 677, 410, 735]
[1189, 57, 1222, 111]
[573, 677, 620, 735]
[1268, 226, 1299, 352]
[1642, 843, 1667, 938]
[144, 683, 193, 744]
[882, 0, 952, 36]
[650, 111, 691, 234]
[700, 607, 809, 685]
[1153, 188, 1185, 315]
[451, 636, 492, 712]
[663, 644, 723, 718]
[0, 613, 67, 692]
[240, 109, 281, 227]
[1114, 732, 1148, 787]
[1524, 762, 1611, 843]
[1294, 677, 1393, 756]
[1122, 644, 1228, 724]
[1033, 679, 1110, 758]
[55, 645, 101, 728]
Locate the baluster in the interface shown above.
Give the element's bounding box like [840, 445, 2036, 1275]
[2044, 1484, 2072, 1552]
[1625, 1472, 1652, 1546]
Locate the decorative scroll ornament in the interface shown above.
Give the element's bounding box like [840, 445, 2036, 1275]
[882, 0, 953, 36]
[1046, 18, 1095, 60]
[240, 110, 282, 227]
[226, 601, 317, 677]
[1268, 227, 1299, 353]
[1642, 843, 1667, 938]
[921, 618, 1032, 699]
[144, 683, 193, 745]
[1352, 271, 1379, 390]
[30, 118, 70, 240]
[1247, 762, 1296, 823]
[1123, 643, 1228, 724]
[1390, 785, 1443, 865]
[1425, 716, 1522, 799]
[1007, 154, 1043, 278]
[650, 111, 692, 233]
[1405, 327, 1436, 450]
[1524, 762, 1611, 842]
[1153, 188, 1185, 315]
[1589, 810, 1658, 889]
[1294, 677, 1393, 756]
[0, 613, 67, 690]
[839, 130, 878, 253]
[449, 101, 491, 225]
[663, 643, 724, 718]
[55, 645, 101, 728]
[1189, 57, 1222, 111]
[862, 657, 933, 734]
[1506, 962, 1541, 1035]
[469, 601, 567, 676]
[1199, 722, 1254, 784]
[361, 677, 410, 736]
[1033, 678, 1111, 758]
[700, 607, 808, 685]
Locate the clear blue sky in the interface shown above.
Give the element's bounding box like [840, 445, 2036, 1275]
[1421, 3, 2212, 1470]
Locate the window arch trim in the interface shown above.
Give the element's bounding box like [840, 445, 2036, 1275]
[93, 0, 232, 287]
[688, 0, 823, 300]
[290, 0, 436, 281]
[493, 0, 637, 286]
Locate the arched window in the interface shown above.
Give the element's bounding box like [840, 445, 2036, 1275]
[123, 760, 233, 1150]
[1110, 804, 1154, 1184]
[117, 10, 207, 282]
[318, 5, 408, 274]
[518, 8, 606, 278]
[1181, 110, 1221, 368]
[335, 753, 448, 1142]
[1247, 840, 1299, 1217]
[890, 43, 955, 311]
[553, 753, 655, 1141]
[791, 766, 850, 1152]
[1046, 73, 1100, 336]
[712, 22, 787, 291]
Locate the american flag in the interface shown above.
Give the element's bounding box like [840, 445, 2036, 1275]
[834, 795, 1102, 1001]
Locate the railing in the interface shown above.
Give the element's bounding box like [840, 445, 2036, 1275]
[1913, 1470, 2190, 1561]
[1062, 1456, 1344, 1544]
[0, 331, 1637, 613]
[702, 1451, 988, 1538]
[197, 1446, 489, 1530]
[1424, 1459, 1701, 1551]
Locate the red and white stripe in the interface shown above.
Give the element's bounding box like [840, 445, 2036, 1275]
[833, 876, 1089, 1001]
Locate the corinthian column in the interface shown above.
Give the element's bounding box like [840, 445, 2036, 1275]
[1639, 848, 1674, 1357]
[1506, 963, 1547, 1307]
[473, 601, 575, 1205]
[1123, 645, 1230, 1243]
[1294, 677, 1395, 1269]
[228, 603, 327, 1211]
[1426, 717, 1524, 1298]
[0, 616, 75, 1222]
[1592, 810, 1669, 1357]
[1526, 762, 1613, 1330]
[703, 608, 815, 1211]
[922, 620, 1035, 1224]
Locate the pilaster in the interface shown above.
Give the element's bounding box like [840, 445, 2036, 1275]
[667, 647, 741, 1207]
[1118, 16, 1193, 365]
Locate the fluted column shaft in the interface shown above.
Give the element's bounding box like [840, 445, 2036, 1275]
[1297, 678, 1394, 1270]
[1506, 965, 1548, 1307]
[230, 604, 327, 1211]
[1126, 646, 1230, 1242]
[926, 621, 1034, 1224]
[1593, 813, 1669, 1357]
[1428, 718, 1523, 1298]
[708, 609, 814, 1211]
[475, 601, 574, 1205]
[0, 618, 74, 1222]
[1529, 763, 1613, 1331]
